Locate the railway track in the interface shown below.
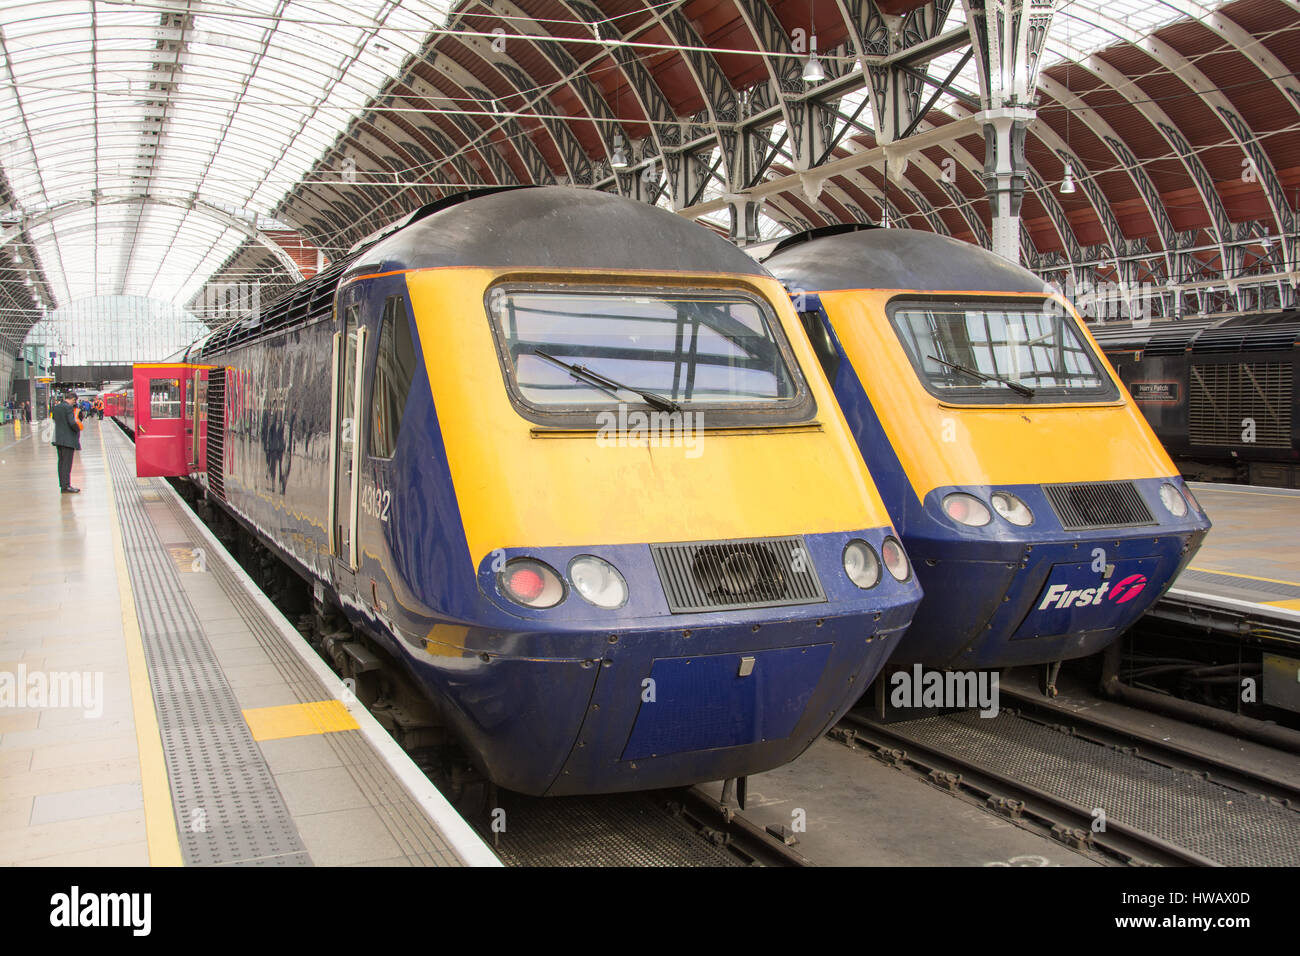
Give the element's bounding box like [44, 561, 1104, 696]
[452, 785, 810, 868]
[833, 715, 1204, 866]
[836, 691, 1300, 867]
[997, 686, 1300, 809]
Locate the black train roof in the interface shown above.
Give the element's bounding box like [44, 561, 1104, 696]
[764, 225, 1051, 295]
[350, 185, 766, 279]
[192, 187, 766, 357]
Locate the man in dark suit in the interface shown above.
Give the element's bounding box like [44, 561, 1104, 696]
[52, 392, 84, 494]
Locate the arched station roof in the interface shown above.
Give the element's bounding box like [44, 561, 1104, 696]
[0, 0, 1296, 343]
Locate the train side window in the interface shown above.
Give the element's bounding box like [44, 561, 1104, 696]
[150, 378, 181, 419]
[368, 295, 417, 459]
[799, 311, 841, 383]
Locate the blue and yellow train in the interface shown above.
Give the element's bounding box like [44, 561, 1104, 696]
[140, 189, 922, 795]
[764, 225, 1211, 674]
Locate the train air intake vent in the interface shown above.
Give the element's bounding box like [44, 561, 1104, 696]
[650, 536, 826, 614]
[1188, 362, 1292, 449]
[1043, 481, 1156, 531]
[205, 367, 226, 502]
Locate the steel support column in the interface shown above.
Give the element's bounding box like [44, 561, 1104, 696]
[964, 0, 1056, 263]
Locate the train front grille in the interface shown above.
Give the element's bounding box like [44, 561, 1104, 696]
[650, 536, 826, 614]
[1043, 480, 1156, 531]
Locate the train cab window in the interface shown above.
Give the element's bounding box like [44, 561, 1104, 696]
[887, 298, 1119, 404]
[368, 296, 417, 459]
[487, 285, 814, 426]
[150, 379, 181, 419]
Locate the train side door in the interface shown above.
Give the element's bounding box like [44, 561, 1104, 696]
[134, 364, 190, 477]
[329, 293, 368, 571]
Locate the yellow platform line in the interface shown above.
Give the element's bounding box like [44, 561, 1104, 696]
[1265, 598, 1300, 612]
[1187, 566, 1300, 589]
[101, 426, 184, 867]
[1192, 486, 1300, 499]
[243, 700, 360, 741]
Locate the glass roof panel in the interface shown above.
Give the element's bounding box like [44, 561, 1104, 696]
[0, 0, 453, 307]
[0, 0, 1249, 320]
[912, 0, 1220, 116]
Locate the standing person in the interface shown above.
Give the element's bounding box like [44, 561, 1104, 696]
[52, 392, 83, 494]
[23, 400, 31, 422]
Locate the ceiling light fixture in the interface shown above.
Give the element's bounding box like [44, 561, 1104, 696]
[803, 35, 825, 84]
[1061, 16, 1076, 197]
[1060, 161, 1076, 194]
[611, 134, 629, 170]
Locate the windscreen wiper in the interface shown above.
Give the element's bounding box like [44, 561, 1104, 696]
[533, 349, 681, 413]
[927, 355, 1035, 398]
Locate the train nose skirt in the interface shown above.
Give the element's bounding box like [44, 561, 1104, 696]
[621, 645, 833, 760]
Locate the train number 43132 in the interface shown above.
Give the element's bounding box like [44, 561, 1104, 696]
[361, 484, 391, 522]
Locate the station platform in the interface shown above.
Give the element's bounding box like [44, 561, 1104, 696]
[1165, 482, 1300, 635]
[0, 417, 498, 867]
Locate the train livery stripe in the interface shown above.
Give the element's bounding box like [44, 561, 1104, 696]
[817, 288, 1180, 501]
[404, 267, 893, 567]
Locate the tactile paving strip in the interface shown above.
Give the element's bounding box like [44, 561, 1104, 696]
[490, 792, 744, 867]
[104, 429, 311, 866]
[154, 465, 464, 865]
[888, 710, 1300, 866]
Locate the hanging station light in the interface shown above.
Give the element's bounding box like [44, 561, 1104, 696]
[803, 35, 825, 84]
[1060, 161, 1076, 194]
[610, 134, 630, 170]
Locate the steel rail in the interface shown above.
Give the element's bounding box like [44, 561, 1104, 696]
[998, 686, 1300, 810]
[839, 713, 1219, 867]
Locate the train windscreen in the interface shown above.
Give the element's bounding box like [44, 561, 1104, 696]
[488, 285, 814, 424]
[886, 298, 1119, 404]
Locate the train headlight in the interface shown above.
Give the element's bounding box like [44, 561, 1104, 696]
[881, 537, 911, 582]
[991, 492, 1034, 526]
[942, 493, 992, 527]
[500, 558, 565, 608]
[568, 555, 628, 609]
[1159, 482, 1188, 518]
[842, 540, 881, 589]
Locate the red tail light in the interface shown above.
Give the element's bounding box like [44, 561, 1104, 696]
[498, 558, 564, 608]
[507, 567, 545, 602]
